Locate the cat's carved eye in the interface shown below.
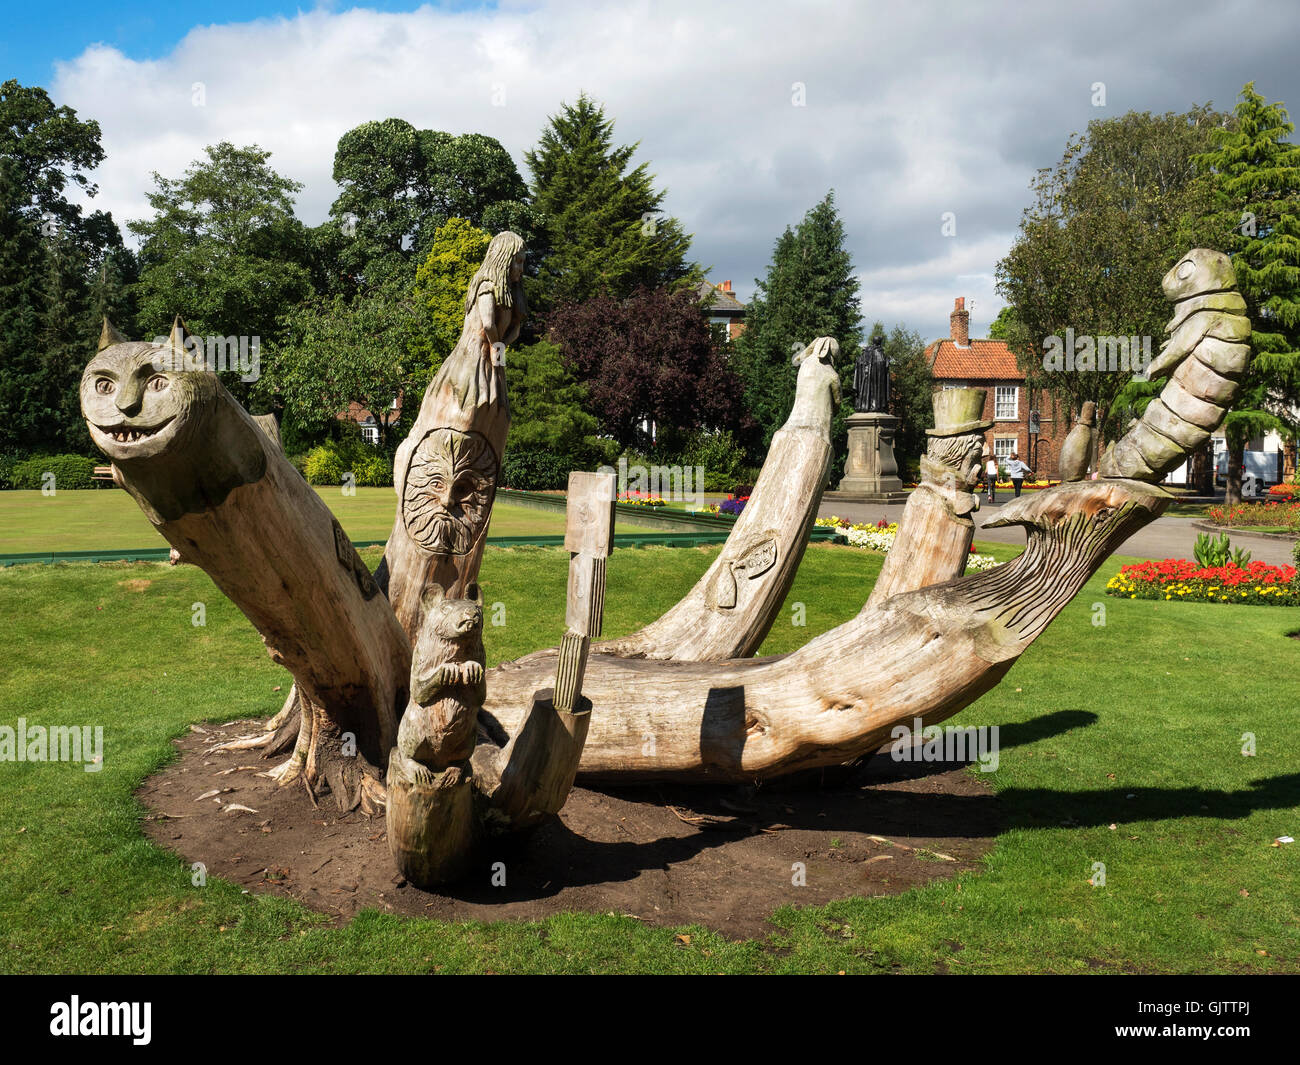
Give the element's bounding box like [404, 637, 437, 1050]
[95, 378, 114, 395]
[147, 375, 169, 392]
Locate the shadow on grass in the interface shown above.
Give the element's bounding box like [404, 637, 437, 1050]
[425, 709, 1300, 904]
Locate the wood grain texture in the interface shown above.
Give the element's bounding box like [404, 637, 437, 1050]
[480, 479, 1169, 783]
[599, 341, 838, 662]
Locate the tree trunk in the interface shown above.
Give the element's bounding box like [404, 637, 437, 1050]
[81, 338, 409, 811]
[480, 480, 1171, 782]
[1225, 441, 1244, 504]
[600, 423, 830, 662]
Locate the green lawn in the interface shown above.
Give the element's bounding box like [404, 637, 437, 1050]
[0, 488, 658, 553]
[1, 537, 1298, 973]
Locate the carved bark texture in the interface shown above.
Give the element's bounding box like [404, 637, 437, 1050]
[481, 480, 1170, 783]
[600, 338, 840, 662]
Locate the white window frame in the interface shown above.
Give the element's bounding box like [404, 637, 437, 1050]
[993, 437, 1017, 464]
[361, 425, 379, 446]
[995, 386, 1019, 420]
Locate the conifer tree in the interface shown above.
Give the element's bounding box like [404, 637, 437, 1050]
[525, 94, 696, 308]
[730, 191, 863, 474]
[1192, 83, 1300, 501]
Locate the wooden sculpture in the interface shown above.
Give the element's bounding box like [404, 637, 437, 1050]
[82, 246, 1248, 884]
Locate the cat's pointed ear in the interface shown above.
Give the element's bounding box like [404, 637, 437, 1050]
[420, 584, 446, 612]
[98, 317, 127, 352]
[465, 582, 483, 607]
[166, 315, 191, 356]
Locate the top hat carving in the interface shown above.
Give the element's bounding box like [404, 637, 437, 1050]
[927, 387, 994, 436]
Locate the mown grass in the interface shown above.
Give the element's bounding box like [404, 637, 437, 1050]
[0, 488, 659, 553]
[0, 535, 1297, 973]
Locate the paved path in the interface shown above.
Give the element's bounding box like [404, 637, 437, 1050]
[817, 496, 1297, 566]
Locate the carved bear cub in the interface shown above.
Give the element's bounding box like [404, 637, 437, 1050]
[392, 584, 486, 785]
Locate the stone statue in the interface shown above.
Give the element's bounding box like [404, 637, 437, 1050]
[854, 332, 890, 413]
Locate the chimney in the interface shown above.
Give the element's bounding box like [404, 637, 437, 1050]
[721, 280, 732, 293]
[950, 297, 969, 347]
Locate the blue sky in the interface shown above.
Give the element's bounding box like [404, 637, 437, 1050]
[0, 2, 483, 86]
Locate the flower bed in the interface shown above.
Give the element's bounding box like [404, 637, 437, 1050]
[815, 516, 999, 573]
[987, 479, 1062, 490]
[618, 492, 667, 508]
[1268, 483, 1297, 499]
[1206, 500, 1300, 532]
[1106, 558, 1299, 606]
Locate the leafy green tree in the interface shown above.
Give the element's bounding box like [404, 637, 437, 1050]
[325, 120, 535, 296]
[525, 94, 697, 308]
[730, 191, 863, 472]
[129, 142, 314, 392]
[0, 81, 129, 455]
[410, 217, 492, 382]
[504, 339, 604, 464]
[987, 306, 1020, 340]
[0, 80, 104, 227]
[1191, 83, 1300, 502]
[255, 293, 416, 451]
[996, 107, 1223, 443]
[0, 157, 46, 455]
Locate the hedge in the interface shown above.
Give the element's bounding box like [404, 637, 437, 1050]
[9, 455, 100, 491]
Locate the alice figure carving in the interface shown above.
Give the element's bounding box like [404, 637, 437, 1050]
[431, 231, 527, 411]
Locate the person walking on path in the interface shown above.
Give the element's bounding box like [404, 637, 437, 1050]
[1004, 453, 1033, 498]
[985, 454, 1000, 504]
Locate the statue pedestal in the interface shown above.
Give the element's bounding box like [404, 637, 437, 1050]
[826, 412, 909, 504]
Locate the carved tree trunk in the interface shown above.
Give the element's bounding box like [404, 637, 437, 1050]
[601, 423, 830, 661]
[79, 327, 409, 811]
[82, 249, 1245, 887]
[480, 480, 1169, 782]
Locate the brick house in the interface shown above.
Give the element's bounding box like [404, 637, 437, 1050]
[924, 298, 1066, 479]
[697, 279, 746, 341]
[340, 398, 402, 445]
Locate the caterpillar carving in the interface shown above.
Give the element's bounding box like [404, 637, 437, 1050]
[1099, 249, 1250, 481]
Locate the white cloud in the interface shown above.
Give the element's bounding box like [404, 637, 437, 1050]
[49, 0, 1300, 341]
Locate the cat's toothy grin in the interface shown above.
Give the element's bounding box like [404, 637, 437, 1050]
[98, 419, 173, 444]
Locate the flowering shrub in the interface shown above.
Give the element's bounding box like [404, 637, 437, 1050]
[1206, 500, 1300, 532]
[720, 496, 749, 516]
[1268, 483, 1297, 499]
[965, 554, 999, 573]
[1106, 558, 1299, 606]
[619, 491, 666, 508]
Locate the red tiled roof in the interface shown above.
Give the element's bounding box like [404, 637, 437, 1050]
[339, 399, 402, 425]
[926, 338, 1024, 380]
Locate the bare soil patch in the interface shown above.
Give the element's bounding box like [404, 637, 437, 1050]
[139, 720, 999, 939]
